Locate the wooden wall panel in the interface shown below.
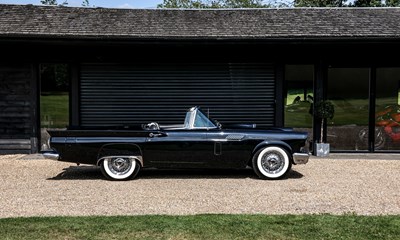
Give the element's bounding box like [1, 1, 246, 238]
[0, 64, 36, 154]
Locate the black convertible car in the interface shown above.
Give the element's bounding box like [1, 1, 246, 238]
[44, 107, 309, 180]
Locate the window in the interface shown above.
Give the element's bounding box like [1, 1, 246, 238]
[327, 68, 369, 151]
[284, 65, 314, 137]
[375, 68, 400, 151]
[194, 110, 215, 128]
[184, 108, 216, 129]
[40, 64, 70, 149]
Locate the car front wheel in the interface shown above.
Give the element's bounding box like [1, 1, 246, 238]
[252, 146, 291, 179]
[100, 157, 141, 180]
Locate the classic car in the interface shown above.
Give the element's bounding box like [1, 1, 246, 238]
[44, 106, 309, 180]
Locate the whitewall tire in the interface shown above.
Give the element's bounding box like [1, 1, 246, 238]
[252, 146, 291, 179]
[100, 157, 141, 180]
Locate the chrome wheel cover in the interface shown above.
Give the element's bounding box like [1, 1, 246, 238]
[108, 157, 132, 175]
[100, 156, 140, 180]
[260, 151, 285, 174]
[256, 146, 289, 179]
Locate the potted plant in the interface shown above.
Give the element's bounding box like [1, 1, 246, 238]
[314, 100, 335, 157]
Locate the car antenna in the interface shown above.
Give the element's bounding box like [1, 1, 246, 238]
[207, 108, 210, 118]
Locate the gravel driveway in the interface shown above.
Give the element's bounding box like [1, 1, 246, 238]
[0, 154, 399, 218]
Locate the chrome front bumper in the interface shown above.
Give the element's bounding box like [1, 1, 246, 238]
[42, 151, 60, 161]
[293, 153, 310, 164]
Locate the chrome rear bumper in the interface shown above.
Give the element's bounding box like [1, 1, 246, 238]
[42, 151, 60, 161]
[293, 153, 310, 164]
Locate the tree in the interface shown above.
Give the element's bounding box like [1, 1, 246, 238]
[294, 0, 344, 7]
[40, 0, 67, 5]
[40, 0, 57, 5]
[219, 0, 270, 8]
[385, 0, 400, 6]
[295, 0, 400, 7]
[352, 0, 400, 6]
[82, 0, 90, 7]
[351, 0, 383, 6]
[41, 0, 91, 7]
[40, 64, 69, 92]
[314, 100, 334, 143]
[158, 0, 270, 8]
[158, 0, 207, 8]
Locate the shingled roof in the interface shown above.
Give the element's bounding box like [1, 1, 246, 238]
[1, 4, 400, 40]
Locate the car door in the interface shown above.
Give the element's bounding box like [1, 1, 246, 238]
[207, 129, 253, 168]
[142, 129, 215, 168]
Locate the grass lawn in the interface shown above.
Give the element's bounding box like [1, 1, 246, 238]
[40, 93, 69, 128]
[0, 214, 399, 240]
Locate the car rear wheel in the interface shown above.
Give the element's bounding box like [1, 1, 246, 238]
[100, 157, 141, 180]
[252, 146, 291, 179]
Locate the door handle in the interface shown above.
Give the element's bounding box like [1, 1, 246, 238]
[214, 142, 222, 156]
[149, 132, 165, 138]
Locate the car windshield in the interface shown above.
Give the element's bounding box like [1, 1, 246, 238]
[194, 110, 215, 128]
[184, 111, 192, 129]
[184, 107, 217, 129]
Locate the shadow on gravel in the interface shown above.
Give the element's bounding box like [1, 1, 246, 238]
[48, 166, 303, 181]
[48, 165, 103, 180]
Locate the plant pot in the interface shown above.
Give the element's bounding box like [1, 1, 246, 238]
[316, 143, 330, 157]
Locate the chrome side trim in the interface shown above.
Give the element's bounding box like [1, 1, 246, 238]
[97, 156, 143, 167]
[293, 153, 310, 165]
[43, 152, 60, 161]
[226, 134, 245, 141]
[75, 137, 146, 143]
[51, 137, 67, 144]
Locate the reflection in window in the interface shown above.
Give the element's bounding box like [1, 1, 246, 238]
[40, 64, 69, 149]
[284, 65, 314, 140]
[327, 68, 369, 151]
[375, 68, 400, 151]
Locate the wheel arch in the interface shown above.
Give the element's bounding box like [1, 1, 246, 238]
[96, 143, 144, 167]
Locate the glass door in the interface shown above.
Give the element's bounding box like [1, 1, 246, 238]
[284, 65, 314, 139]
[327, 68, 370, 151]
[40, 64, 70, 150]
[375, 68, 400, 151]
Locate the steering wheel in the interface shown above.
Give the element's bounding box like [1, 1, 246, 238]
[143, 122, 160, 130]
[214, 120, 222, 129]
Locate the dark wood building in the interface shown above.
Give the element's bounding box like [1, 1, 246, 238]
[1, 4, 400, 154]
